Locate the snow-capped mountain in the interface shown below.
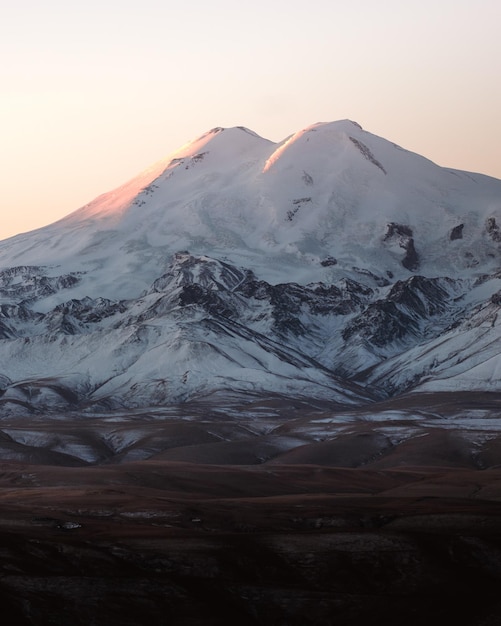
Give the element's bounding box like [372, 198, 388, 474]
[1, 120, 501, 414]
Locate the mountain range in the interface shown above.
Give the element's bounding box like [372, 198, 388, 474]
[1, 119, 501, 416]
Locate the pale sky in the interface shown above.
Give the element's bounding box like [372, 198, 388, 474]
[1, 0, 500, 240]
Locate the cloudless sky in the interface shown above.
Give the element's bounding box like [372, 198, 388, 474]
[1, 0, 500, 239]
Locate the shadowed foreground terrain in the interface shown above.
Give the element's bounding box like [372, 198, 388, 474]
[1, 393, 501, 625]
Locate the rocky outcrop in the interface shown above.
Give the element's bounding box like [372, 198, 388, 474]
[383, 223, 419, 271]
[450, 223, 464, 240]
[0, 266, 81, 303]
[340, 275, 462, 371]
[343, 300, 416, 346]
[486, 217, 501, 242]
[349, 136, 387, 174]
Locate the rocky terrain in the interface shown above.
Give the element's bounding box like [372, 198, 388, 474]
[0, 394, 499, 624]
[2, 466, 501, 626]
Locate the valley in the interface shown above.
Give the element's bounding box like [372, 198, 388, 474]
[0, 394, 501, 623]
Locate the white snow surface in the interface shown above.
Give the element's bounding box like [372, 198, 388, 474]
[1, 120, 500, 302]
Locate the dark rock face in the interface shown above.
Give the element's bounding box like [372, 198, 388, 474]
[384, 223, 413, 239]
[486, 217, 501, 242]
[383, 223, 419, 271]
[235, 276, 374, 335]
[401, 237, 419, 271]
[45, 298, 128, 335]
[349, 136, 387, 174]
[177, 283, 237, 319]
[0, 321, 15, 340]
[450, 223, 464, 240]
[342, 275, 457, 349]
[387, 275, 453, 317]
[343, 300, 417, 346]
[0, 266, 80, 303]
[320, 255, 337, 267]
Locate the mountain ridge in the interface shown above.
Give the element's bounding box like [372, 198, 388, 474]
[1, 120, 501, 414]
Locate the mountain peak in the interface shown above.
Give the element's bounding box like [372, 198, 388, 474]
[262, 119, 367, 173]
[207, 125, 264, 137]
[1, 120, 501, 412]
[302, 119, 363, 132]
[171, 124, 272, 162]
[1, 119, 500, 296]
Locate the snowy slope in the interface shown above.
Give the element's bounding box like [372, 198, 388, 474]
[363, 274, 501, 395]
[0, 120, 501, 413]
[2, 120, 500, 301]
